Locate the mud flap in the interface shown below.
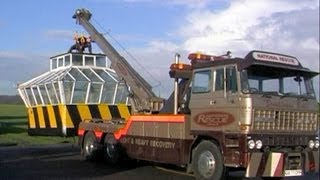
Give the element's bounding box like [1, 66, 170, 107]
[305, 150, 319, 173]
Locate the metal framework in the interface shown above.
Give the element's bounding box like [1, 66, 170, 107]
[18, 53, 129, 108]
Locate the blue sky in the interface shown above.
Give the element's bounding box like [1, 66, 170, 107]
[0, 0, 319, 99]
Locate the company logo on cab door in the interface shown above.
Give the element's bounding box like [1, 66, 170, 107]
[194, 112, 235, 127]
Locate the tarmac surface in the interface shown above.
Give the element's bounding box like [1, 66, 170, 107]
[0, 144, 318, 180]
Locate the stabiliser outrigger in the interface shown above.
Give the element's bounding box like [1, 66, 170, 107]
[74, 8, 319, 179]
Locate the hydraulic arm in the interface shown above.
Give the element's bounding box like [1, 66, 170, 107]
[73, 9, 163, 112]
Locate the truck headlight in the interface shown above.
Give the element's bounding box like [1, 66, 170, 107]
[314, 140, 319, 149]
[308, 140, 315, 149]
[256, 140, 263, 149]
[248, 140, 255, 149]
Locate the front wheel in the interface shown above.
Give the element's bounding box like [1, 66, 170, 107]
[192, 140, 225, 180]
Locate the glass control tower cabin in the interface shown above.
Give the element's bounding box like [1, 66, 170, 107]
[17, 53, 131, 136]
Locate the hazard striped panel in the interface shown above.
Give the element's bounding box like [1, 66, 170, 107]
[27, 104, 131, 136]
[246, 152, 284, 177]
[246, 150, 319, 177]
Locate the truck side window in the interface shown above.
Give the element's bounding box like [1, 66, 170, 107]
[215, 68, 224, 91]
[192, 70, 211, 93]
[226, 66, 237, 92]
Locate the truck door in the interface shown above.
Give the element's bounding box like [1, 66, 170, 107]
[190, 65, 240, 131]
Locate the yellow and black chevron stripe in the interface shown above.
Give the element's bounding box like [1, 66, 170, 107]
[27, 104, 131, 136]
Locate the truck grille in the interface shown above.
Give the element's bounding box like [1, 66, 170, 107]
[253, 110, 318, 131]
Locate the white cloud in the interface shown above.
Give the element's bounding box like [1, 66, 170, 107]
[178, 0, 319, 99]
[0, 51, 27, 60]
[0, 51, 48, 81]
[144, 40, 180, 53]
[92, 0, 211, 8]
[301, 38, 319, 50]
[0, 51, 49, 95]
[123, 0, 319, 98]
[180, 0, 319, 55]
[164, 0, 211, 8]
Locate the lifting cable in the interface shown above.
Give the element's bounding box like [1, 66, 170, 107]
[91, 17, 168, 96]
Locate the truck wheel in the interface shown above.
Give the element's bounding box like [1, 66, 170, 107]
[192, 140, 225, 180]
[82, 131, 100, 161]
[104, 134, 121, 164]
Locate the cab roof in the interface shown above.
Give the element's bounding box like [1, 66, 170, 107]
[193, 50, 319, 77]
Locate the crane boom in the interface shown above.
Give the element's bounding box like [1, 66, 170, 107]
[73, 8, 163, 112]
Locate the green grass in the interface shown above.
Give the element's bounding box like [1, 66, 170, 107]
[0, 118, 76, 146]
[0, 104, 27, 119]
[0, 104, 76, 146]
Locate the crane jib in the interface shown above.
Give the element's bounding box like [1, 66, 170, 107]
[74, 8, 163, 112]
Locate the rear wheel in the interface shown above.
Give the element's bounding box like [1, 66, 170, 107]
[104, 134, 121, 164]
[82, 131, 100, 161]
[192, 140, 225, 180]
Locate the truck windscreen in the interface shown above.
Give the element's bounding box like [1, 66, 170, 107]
[240, 67, 316, 98]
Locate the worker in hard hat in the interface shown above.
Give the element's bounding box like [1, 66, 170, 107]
[68, 32, 92, 54]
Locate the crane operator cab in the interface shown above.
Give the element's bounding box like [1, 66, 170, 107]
[68, 32, 92, 54]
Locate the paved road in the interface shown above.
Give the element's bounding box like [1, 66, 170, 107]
[0, 144, 317, 180]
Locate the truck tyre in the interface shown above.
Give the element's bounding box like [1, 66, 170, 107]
[82, 131, 100, 161]
[192, 140, 225, 180]
[104, 134, 121, 164]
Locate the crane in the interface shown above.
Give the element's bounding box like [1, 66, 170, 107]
[73, 8, 163, 112]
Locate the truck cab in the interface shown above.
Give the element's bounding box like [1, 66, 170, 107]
[187, 50, 319, 177]
[189, 50, 318, 132]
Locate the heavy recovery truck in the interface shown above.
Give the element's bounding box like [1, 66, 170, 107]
[74, 9, 319, 179]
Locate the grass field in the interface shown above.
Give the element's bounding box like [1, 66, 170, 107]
[0, 104, 75, 146]
[0, 104, 27, 118]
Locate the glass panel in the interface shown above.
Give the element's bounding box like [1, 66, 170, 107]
[82, 69, 102, 82]
[32, 70, 66, 86]
[263, 79, 278, 92]
[96, 56, 106, 67]
[115, 83, 129, 103]
[215, 68, 224, 91]
[64, 73, 74, 81]
[58, 57, 63, 67]
[101, 83, 116, 103]
[63, 80, 74, 104]
[65, 55, 71, 66]
[226, 67, 237, 92]
[84, 56, 94, 66]
[87, 83, 102, 103]
[192, 70, 211, 93]
[244, 65, 317, 98]
[69, 68, 88, 81]
[26, 88, 36, 106]
[248, 79, 260, 92]
[51, 58, 57, 69]
[72, 54, 83, 66]
[282, 76, 309, 96]
[72, 81, 88, 103]
[95, 69, 117, 83]
[46, 83, 58, 104]
[39, 85, 50, 105]
[32, 86, 41, 105]
[53, 82, 61, 103]
[240, 70, 250, 93]
[304, 77, 315, 97]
